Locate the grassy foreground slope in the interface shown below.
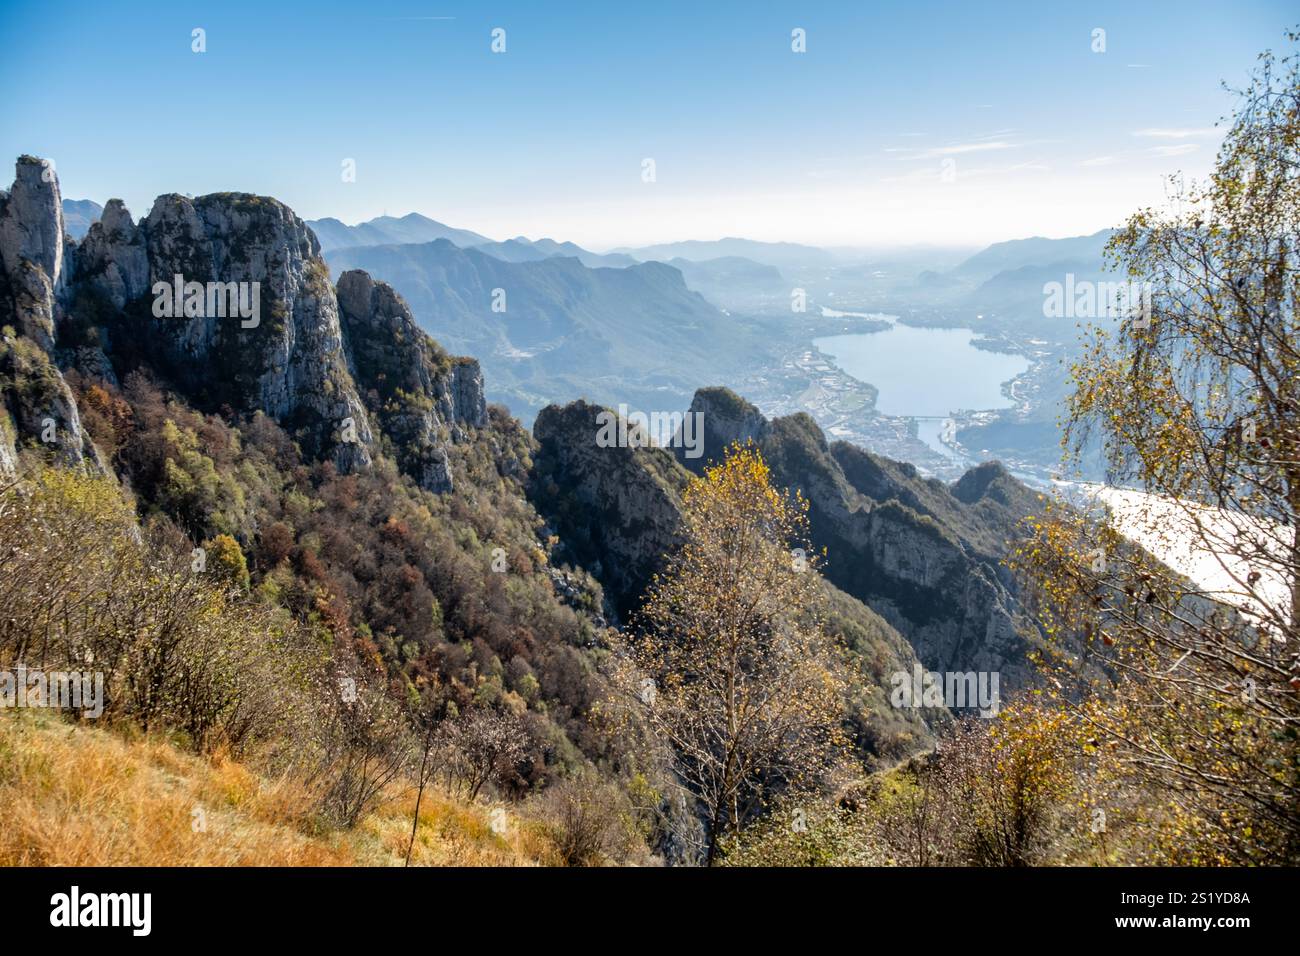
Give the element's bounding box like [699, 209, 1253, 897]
[0, 710, 554, 867]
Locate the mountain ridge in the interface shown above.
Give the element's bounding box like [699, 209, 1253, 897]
[307, 212, 492, 254]
[324, 237, 765, 424]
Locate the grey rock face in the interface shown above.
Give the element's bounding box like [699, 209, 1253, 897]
[335, 269, 485, 492]
[847, 499, 1038, 685]
[681, 385, 769, 456]
[9, 358, 105, 471]
[0, 155, 515, 490]
[0, 159, 103, 471]
[0, 404, 16, 477]
[0, 158, 388, 475]
[532, 399, 688, 616]
[78, 189, 374, 472]
[0, 156, 68, 352]
[0, 323, 106, 472]
[1, 256, 57, 352]
[153, 195, 356, 420]
[76, 199, 149, 310]
[450, 358, 488, 428]
[0, 156, 65, 297]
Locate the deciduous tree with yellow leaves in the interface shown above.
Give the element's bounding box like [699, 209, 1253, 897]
[618, 443, 849, 865]
[1013, 33, 1300, 864]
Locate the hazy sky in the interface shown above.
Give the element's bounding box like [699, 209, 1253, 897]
[1, 0, 1292, 248]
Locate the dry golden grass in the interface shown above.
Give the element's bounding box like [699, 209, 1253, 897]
[0, 709, 557, 867]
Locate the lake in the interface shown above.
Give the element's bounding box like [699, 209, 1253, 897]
[813, 321, 1030, 459]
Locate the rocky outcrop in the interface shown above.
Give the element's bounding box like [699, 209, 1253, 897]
[0, 155, 65, 351]
[529, 395, 940, 760]
[335, 269, 486, 492]
[532, 399, 688, 616]
[450, 358, 488, 429]
[0, 155, 498, 486]
[132, 192, 375, 471]
[0, 421, 14, 477]
[335, 269, 486, 432]
[20, 181, 371, 472]
[671, 388, 1049, 690]
[0, 158, 104, 470]
[680, 385, 769, 455]
[533, 385, 1050, 691]
[76, 199, 149, 310]
[0, 156, 65, 296]
[0, 327, 105, 471]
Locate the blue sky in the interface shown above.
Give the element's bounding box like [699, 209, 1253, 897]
[1, 0, 1292, 246]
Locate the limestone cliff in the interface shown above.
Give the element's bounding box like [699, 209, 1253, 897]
[532, 399, 687, 611]
[0, 155, 485, 489]
[0, 156, 102, 472]
[84, 190, 375, 471]
[336, 268, 486, 492]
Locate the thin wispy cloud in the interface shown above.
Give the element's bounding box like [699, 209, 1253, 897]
[1148, 143, 1200, 157]
[1080, 156, 1118, 167]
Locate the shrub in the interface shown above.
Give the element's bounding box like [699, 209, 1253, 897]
[534, 773, 632, 866]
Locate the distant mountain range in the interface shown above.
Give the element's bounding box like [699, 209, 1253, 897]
[307, 212, 492, 253]
[616, 237, 836, 271]
[325, 239, 763, 424]
[469, 236, 637, 269]
[307, 211, 1121, 471]
[297, 207, 1114, 295]
[660, 256, 787, 311]
[878, 228, 1118, 333]
[303, 211, 1117, 324]
[948, 230, 1114, 283]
